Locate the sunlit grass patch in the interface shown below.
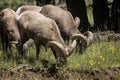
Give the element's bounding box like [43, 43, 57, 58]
[67, 40, 120, 69]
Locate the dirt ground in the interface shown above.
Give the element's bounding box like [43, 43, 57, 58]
[0, 64, 120, 80]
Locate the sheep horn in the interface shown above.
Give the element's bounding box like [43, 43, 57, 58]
[46, 41, 69, 57]
[70, 34, 87, 47]
[67, 40, 77, 55]
[83, 31, 94, 46]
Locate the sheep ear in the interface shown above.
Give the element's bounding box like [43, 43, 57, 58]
[75, 17, 80, 28]
[67, 11, 80, 28]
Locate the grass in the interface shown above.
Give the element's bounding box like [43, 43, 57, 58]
[0, 0, 36, 10]
[68, 40, 120, 69]
[0, 39, 120, 69]
[0, 39, 120, 79]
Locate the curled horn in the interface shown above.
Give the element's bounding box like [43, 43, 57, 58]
[70, 34, 87, 47]
[46, 41, 69, 57]
[83, 31, 94, 46]
[67, 40, 77, 55]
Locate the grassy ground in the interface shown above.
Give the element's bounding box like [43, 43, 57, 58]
[0, 38, 120, 79]
[0, 39, 120, 68]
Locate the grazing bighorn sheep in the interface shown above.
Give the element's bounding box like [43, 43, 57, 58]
[16, 5, 42, 15]
[16, 5, 43, 49]
[16, 11, 77, 64]
[40, 5, 94, 52]
[15, 4, 94, 53]
[0, 8, 20, 53]
[40, 5, 80, 39]
[0, 8, 33, 54]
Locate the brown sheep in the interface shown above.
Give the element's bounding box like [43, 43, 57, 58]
[40, 5, 94, 53]
[0, 8, 20, 54]
[16, 11, 78, 64]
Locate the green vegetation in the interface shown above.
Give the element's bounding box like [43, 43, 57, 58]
[0, 40, 120, 69]
[0, 39, 120, 79]
[68, 40, 120, 69]
[0, 0, 36, 10]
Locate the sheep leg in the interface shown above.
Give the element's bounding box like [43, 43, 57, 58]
[1, 33, 8, 53]
[17, 41, 23, 58]
[17, 37, 29, 59]
[35, 42, 40, 60]
[51, 49, 57, 59]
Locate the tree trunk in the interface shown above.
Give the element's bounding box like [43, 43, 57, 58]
[36, 0, 55, 6]
[92, 0, 110, 31]
[111, 0, 120, 33]
[66, 0, 90, 32]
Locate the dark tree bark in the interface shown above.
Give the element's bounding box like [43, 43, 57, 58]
[111, 0, 120, 33]
[66, 0, 90, 32]
[36, 0, 64, 6]
[92, 0, 110, 31]
[36, 0, 55, 6]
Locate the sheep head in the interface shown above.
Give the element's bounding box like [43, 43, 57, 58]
[70, 31, 94, 52]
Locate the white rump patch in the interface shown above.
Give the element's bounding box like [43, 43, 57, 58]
[16, 13, 23, 21]
[38, 7, 43, 12]
[16, 6, 22, 15]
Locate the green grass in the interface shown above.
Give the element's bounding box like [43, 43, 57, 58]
[0, 39, 120, 80]
[68, 40, 120, 69]
[0, 0, 36, 10]
[0, 40, 120, 69]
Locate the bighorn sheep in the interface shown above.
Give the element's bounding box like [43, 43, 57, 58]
[16, 5, 42, 15]
[15, 4, 94, 53]
[40, 5, 94, 53]
[0, 8, 20, 53]
[16, 11, 77, 64]
[0, 8, 33, 54]
[16, 5, 43, 49]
